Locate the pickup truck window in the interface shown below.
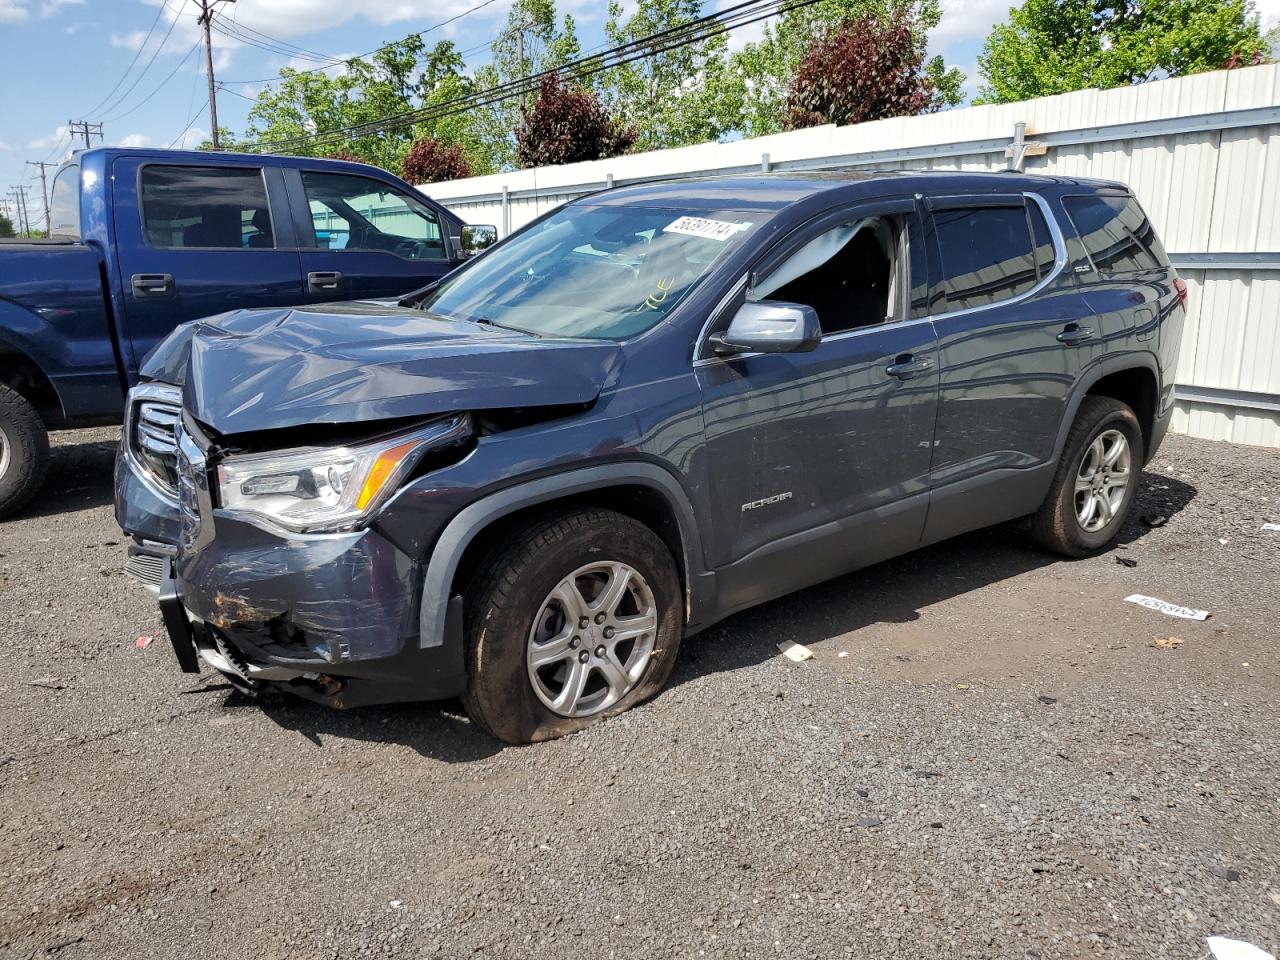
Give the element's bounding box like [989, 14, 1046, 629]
[934, 205, 1039, 312]
[140, 165, 273, 250]
[49, 165, 80, 239]
[300, 172, 446, 261]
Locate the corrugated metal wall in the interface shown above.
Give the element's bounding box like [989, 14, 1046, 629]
[423, 64, 1280, 447]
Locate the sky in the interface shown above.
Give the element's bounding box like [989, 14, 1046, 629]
[0, 0, 1273, 229]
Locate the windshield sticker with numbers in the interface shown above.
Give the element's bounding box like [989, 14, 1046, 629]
[663, 217, 751, 242]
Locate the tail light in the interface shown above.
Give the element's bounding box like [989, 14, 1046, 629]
[1173, 277, 1189, 309]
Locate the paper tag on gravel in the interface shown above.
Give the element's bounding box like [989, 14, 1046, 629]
[777, 640, 814, 662]
[1125, 594, 1210, 621]
[1207, 937, 1275, 960]
[663, 216, 750, 242]
[1262, 523, 1280, 532]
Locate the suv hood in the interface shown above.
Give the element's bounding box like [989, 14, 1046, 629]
[153, 302, 624, 436]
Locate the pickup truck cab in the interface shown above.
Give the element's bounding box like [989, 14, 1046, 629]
[115, 170, 1186, 744]
[0, 147, 485, 518]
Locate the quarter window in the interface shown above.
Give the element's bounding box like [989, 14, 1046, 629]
[300, 172, 446, 261]
[49, 166, 81, 239]
[140, 165, 273, 249]
[755, 216, 901, 334]
[933, 205, 1038, 311]
[1064, 194, 1166, 274]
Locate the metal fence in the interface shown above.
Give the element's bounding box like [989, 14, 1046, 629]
[421, 63, 1280, 447]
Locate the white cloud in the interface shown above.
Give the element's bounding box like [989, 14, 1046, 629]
[931, 0, 1013, 52]
[40, 0, 83, 17]
[171, 126, 209, 150]
[0, 140, 13, 151]
[28, 124, 71, 151]
[115, 133, 154, 148]
[0, 0, 28, 23]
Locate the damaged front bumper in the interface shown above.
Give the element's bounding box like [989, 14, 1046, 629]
[117, 437, 467, 708]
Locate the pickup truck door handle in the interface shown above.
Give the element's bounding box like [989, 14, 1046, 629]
[308, 271, 344, 295]
[130, 273, 174, 298]
[885, 354, 935, 380]
[1057, 323, 1095, 345]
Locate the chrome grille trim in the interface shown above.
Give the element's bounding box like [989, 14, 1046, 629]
[124, 382, 182, 503]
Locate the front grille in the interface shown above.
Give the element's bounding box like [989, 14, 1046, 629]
[127, 384, 182, 499]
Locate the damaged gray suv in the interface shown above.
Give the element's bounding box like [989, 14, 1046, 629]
[116, 171, 1185, 743]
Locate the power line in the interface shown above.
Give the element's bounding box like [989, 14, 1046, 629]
[101, 39, 203, 124]
[211, 19, 342, 64]
[94, 0, 183, 119]
[216, 0, 503, 85]
[242, 0, 811, 153]
[79, 0, 171, 118]
[219, 16, 342, 63]
[168, 100, 209, 149]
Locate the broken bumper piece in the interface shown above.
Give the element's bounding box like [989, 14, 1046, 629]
[159, 514, 467, 708]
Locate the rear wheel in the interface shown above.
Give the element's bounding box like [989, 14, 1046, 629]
[1031, 396, 1143, 557]
[462, 507, 683, 744]
[0, 384, 49, 520]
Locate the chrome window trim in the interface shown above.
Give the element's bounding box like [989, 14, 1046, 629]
[123, 381, 182, 506]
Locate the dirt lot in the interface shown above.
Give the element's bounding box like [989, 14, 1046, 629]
[1, 427, 1278, 960]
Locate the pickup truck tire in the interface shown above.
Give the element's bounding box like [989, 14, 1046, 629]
[0, 384, 49, 520]
[1031, 396, 1144, 558]
[462, 507, 683, 744]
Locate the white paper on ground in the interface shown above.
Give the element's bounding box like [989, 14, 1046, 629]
[663, 216, 750, 242]
[1207, 936, 1276, 960]
[1262, 523, 1280, 532]
[777, 640, 814, 662]
[1125, 594, 1210, 621]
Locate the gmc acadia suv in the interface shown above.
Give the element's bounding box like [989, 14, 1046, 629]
[114, 170, 1186, 744]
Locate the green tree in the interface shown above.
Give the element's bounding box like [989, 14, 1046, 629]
[471, 0, 582, 171]
[241, 38, 484, 172]
[0, 212, 14, 239]
[977, 0, 1275, 103]
[730, 0, 962, 137]
[598, 0, 739, 150]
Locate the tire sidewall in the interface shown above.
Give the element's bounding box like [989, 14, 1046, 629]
[0, 387, 49, 519]
[1059, 404, 1144, 553]
[467, 516, 682, 744]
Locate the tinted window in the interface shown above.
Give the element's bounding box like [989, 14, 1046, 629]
[934, 205, 1038, 311]
[301, 172, 445, 260]
[1064, 194, 1166, 274]
[756, 216, 898, 334]
[49, 165, 80, 239]
[140, 165, 273, 249]
[1028, 201, 1057, 279]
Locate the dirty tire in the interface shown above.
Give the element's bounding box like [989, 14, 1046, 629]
[0, 384, 49, 521]
[1031, 396, 1144, 558]
[462, 507, 683, 745]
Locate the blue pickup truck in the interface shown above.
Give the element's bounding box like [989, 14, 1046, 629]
[0, 147, 490, 518]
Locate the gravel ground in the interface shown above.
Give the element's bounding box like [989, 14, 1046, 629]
[1, 428, 1279, 960]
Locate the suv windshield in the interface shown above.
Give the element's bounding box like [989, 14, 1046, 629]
[420, 204, 759, 339]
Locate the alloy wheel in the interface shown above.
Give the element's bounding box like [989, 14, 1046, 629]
[1074, 428, 1131, 532]
[526, 561, 658, 718]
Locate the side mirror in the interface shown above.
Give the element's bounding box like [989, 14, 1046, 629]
[458, 224, 498, 258]
[709, 300, 822, 356]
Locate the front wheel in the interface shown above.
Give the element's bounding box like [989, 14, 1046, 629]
[462, 507, 683, 744]
[1030, 396, 1144, 557]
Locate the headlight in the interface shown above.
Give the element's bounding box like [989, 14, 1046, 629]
[216, 416, 470, 533]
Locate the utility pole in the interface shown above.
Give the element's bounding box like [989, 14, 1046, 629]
[9, 186, 31, 237]
[26, 160, 55, 235]
[195, 0, 236, 150]
[67, 120, 103, 149]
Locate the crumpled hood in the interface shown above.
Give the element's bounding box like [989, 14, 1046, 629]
[164, 302, 623, 436]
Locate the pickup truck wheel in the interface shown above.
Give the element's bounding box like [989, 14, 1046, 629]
[1030, 396, 1144, 558]
[0, 384, 49, 520]
[462, 507, 683, 744]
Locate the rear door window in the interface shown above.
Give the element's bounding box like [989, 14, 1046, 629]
[49, 165, 80, 239]
[933, 205, 1039, 312]
[1063, 194, 1166, 274]
[140, 165, 273, 249]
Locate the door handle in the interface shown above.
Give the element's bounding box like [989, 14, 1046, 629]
[130, 273, 174, 298]
[307, 271, 344, 294]
[885, 354, 934, 380]
[1057, 323, 1095, 345]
